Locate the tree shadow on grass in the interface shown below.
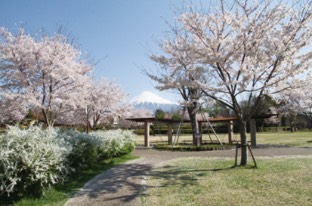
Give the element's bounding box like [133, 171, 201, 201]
[65, 161, 154, 205]
[0, 163, 250, 206]
[144, 165, 235, 191]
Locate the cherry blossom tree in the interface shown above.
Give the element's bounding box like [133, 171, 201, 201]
[150, 0, 312, 165]
[73, 77, 131, 132]
[277, 78, 312, 131]
[120, 108, 153, 129]
[0, 94, 29, 123]
[147, 30, 209, 146]
[296, 86, 312, 129]
[0, 28, 92, 126]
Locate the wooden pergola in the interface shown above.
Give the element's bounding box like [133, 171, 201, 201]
[126, 116, 258, 147]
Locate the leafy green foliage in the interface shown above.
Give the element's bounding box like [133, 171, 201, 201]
[154, 143, 234, 151]
[58, 129, 99, 170]
[171, 112, 182, 121]
[155, 109, 165, 119]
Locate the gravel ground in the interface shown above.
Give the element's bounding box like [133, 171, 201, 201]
[64, 145, 312, 206]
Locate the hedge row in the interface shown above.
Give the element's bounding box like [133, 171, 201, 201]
[134, 125, 292, 135]
[154, 143, 235, 151]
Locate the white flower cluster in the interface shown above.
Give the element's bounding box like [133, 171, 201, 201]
[0, 126, 135, 197]
[90, 129, 135, 158]
[0, 126, 71, 196]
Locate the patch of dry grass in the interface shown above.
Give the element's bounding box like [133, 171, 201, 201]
[143, 157, 312, 206]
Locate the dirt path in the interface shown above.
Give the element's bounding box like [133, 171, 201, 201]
[64, 146, 312, 206]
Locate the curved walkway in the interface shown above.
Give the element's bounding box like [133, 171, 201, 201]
[64, 145, 312, 206]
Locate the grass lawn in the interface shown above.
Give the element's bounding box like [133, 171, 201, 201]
[256, 131, 312, 147]
[134, 131, 312, 147]
[143, 157, 312, 206]
[1, 155, 138, 206]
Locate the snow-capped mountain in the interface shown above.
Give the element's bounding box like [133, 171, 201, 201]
[130, 91, 179, 113]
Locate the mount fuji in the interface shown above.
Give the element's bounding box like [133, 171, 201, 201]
[130, 91, 179, 113]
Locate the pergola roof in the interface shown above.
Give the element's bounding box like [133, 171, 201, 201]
[126, 114, 277, 123]
[126, 116, 239, 123]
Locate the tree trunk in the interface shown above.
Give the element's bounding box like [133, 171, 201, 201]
[290, 115, 297, 132]
[42, 108, 54, 127]
[290, 121, 296, 132]
[239, 120, 248, 166]
[188, 108, 200, 146]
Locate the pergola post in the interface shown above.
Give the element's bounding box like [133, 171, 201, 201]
[198, 122, 203, 144]
[228, 121, 234, 144]
[144, 121, 151, 147]
[167, 124, 173, 144]
[250, 119, 257, 147]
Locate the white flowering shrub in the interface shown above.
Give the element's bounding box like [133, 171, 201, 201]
[57, 129, 99, 170]
[0, 126, 135, 198]
[90, 129, 135, 159]
[120, 129, 136, 154]
[0, 126, 71, 197]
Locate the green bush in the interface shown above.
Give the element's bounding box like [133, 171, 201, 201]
[58, 130, 99, 170]
[155, 109, 166, 119]
[154, 143, 235, 151]
[171, 113, 182, 121]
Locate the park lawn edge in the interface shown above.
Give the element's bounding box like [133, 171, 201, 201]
[143, 156, 312, 206]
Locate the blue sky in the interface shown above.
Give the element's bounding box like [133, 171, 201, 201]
[0, 0, 196, 102]
[2, 1, 311, 104]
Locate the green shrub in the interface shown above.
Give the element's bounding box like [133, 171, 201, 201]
[155, 109, 165, 119]
[58, 130, 99, 170]
[171, 113, 182, 121]
[154, 143, 235, 151]
[133, 128, 145, 135]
